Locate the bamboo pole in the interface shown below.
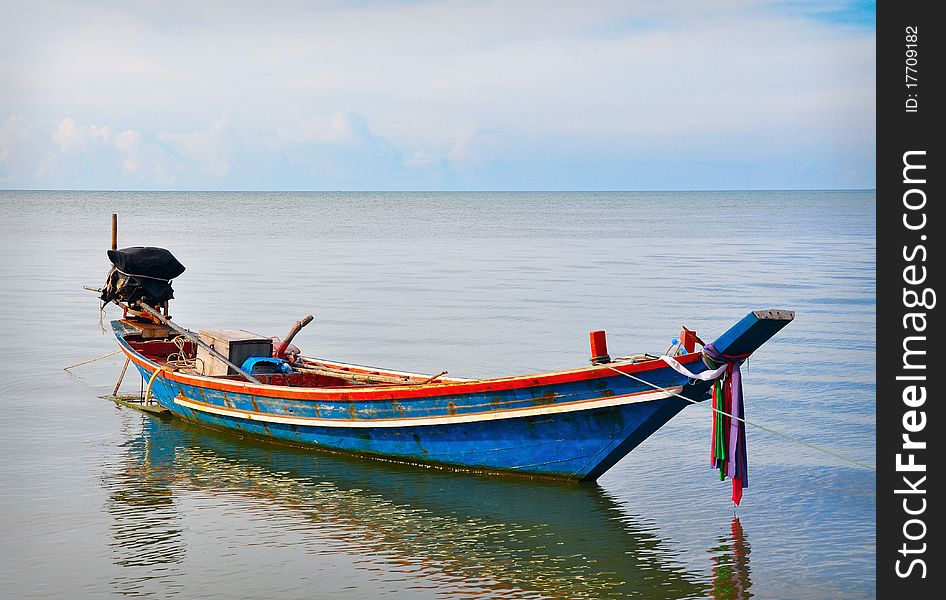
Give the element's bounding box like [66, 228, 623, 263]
[111, 213, 118, 250]
[293, 364, 449, 386]
[292, 365, 414, 385]
[113, 357, 131, 396]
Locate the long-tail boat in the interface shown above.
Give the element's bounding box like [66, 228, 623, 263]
[96, 245, 793, 487]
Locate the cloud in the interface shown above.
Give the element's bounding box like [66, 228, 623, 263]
[50, 117, 176, 183]
[277, 110, 381, 146]
[158, 118, 230, 177]
[112, 129, 175, 183]
[0, 116, 178, 187]
[2, 1, 876, 190]
[36, 116, 241, 185]
[52, 118, 113, 153]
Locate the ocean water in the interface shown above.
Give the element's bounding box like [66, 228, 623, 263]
[0, 190, 875, 599]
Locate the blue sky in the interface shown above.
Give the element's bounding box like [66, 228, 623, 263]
[1, 1, 875, 191]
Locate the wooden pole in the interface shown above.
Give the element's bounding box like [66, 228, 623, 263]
[292, 365, 414, 385]
[111, 213, 118, 251]
[419, 370, 448, 385]
[113, 357, 130, 396]
[275, 315, 314, 358]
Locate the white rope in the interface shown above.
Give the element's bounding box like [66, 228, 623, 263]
[602, 362, 876, 471]
[64, 350, 122, 370]
[165, 335, 197, 370]
[113, 267, 172, 282]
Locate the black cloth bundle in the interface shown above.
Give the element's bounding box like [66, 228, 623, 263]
[100, 247, 186, 306]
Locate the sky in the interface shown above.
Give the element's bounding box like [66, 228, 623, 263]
[1, 0, 875, 191]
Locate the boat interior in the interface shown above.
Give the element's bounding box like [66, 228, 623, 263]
[122, 330, 470, 388]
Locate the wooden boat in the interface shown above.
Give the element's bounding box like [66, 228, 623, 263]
[98, 245, 793, 483]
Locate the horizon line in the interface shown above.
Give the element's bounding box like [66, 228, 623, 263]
[1, 187, 877, 194]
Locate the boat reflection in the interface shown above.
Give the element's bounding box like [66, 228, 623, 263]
[105, 414, 750, 598]
[709, 517, 752, 599]
[105, 416, 186, 594]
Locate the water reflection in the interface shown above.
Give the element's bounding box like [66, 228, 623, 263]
[708, 517, 752, 599]
[105, 414, 753, 598]
[105, 416, 186, 597]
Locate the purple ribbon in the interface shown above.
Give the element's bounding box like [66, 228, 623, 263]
[704, 344, 749, 490]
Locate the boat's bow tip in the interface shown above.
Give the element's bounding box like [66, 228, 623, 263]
[710, 309, 795, 357]
[751, 308, 795, 321]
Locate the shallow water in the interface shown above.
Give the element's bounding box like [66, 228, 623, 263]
[0, 190, 875, 598]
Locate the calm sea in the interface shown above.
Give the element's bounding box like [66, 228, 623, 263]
[0, 191, 875, 599]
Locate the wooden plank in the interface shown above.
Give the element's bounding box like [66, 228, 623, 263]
[122, 319, 170, 339]
[104, 394, 172, 416]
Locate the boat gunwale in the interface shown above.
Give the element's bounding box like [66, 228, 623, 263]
[113, 320, 704, 402]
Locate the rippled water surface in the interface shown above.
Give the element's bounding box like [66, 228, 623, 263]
[0, 191, 875, 598]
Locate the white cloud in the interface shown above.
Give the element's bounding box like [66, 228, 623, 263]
[110, 128, 178, 184]
[49, 117, 176, 184]
[158, 118, 230, 178]
[52, 118, 113, 153]
[277, 110, 379, 146]
[2, 1, 875, 189]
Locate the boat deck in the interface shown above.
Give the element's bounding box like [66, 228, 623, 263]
[123, 330, 477, 388]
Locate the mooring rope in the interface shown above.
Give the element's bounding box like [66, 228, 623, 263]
[602, 362, 876, 472]
[63, 350, 122, 371]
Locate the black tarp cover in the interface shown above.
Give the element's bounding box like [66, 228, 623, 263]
[100, 247, 186, 306]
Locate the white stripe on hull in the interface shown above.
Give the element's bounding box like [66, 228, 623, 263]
[173, 386, 684, 429]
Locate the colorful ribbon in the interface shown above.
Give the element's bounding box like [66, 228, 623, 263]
[704, 343, 750, 505]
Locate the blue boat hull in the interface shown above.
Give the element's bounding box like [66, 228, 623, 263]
[132, 361, 701, 481]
